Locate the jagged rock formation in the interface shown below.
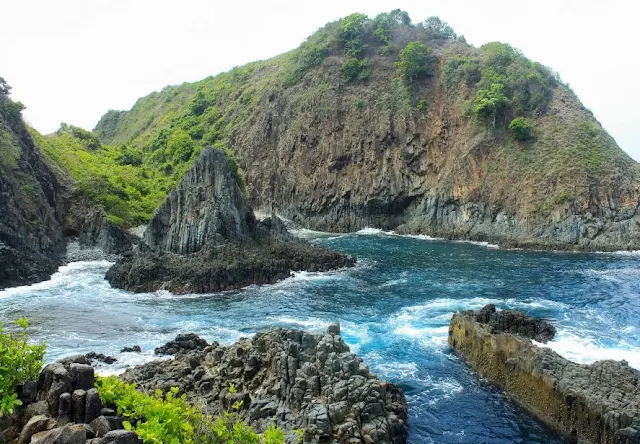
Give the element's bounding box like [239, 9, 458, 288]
[143, 148, 252, 253]
[0, 355, 139, 444]
[122, 327, 408, 444]
[93, 14, 640, 251]
[449, 305, 640, 443]
[106, 148, 354, 294]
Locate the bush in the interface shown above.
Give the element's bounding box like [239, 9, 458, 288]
[508, 117, 533, 140]
[96, 377, 287, 444]
[395, 42, 433, 83]
[423, 16, 457, 40]
[474, 83, 511, 127]
[0, 318, 45, 416]
[342, 57, 372, 83]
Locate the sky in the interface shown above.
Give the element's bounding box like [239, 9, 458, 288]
[2, 0, 639, 161]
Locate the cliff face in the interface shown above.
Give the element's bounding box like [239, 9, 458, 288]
[93, 14, 640, 250]
[0, 111, 67, 288]
[449, 305, 640, 444]
[0, 80, 135, 289]
[106, 148, 354, 294]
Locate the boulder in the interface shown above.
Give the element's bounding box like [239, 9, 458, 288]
[69, 364, 95, 390]
[99, 430, 139, 444]
[154, 333, 209, 355]
[30, 424, 86, 443]
[18, 415, 50, 444]
[89, 416, 123, 438]
[84, 388, 101, 424]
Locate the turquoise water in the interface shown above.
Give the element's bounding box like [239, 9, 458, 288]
[1, 229, 639, 443]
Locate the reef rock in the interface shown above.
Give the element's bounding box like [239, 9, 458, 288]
[449, 305, 640, 444]
[122, 327, 408, 443]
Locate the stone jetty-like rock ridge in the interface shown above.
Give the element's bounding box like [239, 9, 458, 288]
[106, 148, 355, 294]
[122, 326, 409, 444]
[449, 305, 640, 444]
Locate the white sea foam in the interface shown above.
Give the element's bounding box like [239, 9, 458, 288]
[275, 316, 328, 331]
[537, 331, 640, 371]
[354, 227, 500, 249]
[0, 261, 113, 298]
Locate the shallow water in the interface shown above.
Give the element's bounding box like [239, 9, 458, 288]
[2, 229, 639, 443]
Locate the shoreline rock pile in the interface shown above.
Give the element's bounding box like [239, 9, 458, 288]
[0, 355, 139, 444]
[122, 325, 408, 444]
[449, 304, 640, 444]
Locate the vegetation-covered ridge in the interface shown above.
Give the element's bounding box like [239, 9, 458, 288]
[36, 11, 639, 247]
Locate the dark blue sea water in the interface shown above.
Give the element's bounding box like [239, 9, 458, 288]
[1, 228, 639, 443]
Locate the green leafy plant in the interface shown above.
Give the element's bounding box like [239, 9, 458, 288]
[508, 117, 533, 141]
[342, 57, 372, 83]
[474, 83, 511, 127]
[423, 16, 457, 40]
[0, 317, 45, 416]
[96, 377, 286, 444]
[395, 42, 433, 83]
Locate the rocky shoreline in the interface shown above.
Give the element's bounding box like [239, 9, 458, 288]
[121, 326, 408, 444]
[1, 327, 408, 444]
[448, 305, 640, 443]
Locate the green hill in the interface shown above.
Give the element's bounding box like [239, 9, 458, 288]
[40, 10, 640, 249]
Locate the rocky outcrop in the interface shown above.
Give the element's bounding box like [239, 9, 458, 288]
[0, 108, 67, 289]
[0, 85, 135, 289]
[106, 148, 354, 294]
[448, 305, 640, 443]
[122, 327, 408, 444]
[0, 355, 139, 444]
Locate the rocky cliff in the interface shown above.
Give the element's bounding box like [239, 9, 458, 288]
[449, 305, 640, 443]
[122, 327, 408, 444]
[92, 12, 640, 251]
[0, 102, 67, 288]
[106, 148, 354, 294]
[0, 78, 135, 290]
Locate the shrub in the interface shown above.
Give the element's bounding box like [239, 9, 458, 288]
[423, 16, 457, 40]
[96, 377, 287, 444]
[0, 318, 46, 416]
[508, 117, 533, 140]
[395, 42, 433, 83]
[339, 13, 370, 57]
[474, 83, 511, 127]
[342, 57, 372, 83]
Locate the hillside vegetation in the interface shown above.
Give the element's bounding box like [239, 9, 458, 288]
[38, 10, 638, 245]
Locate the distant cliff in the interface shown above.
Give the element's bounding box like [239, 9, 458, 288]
[106, 148, 354, 294]
[90, 11, 640, 250]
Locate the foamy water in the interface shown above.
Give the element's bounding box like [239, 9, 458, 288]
[1, 230, 638, 443]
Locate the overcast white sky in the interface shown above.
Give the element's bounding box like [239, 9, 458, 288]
[2, 0, 639, 160]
